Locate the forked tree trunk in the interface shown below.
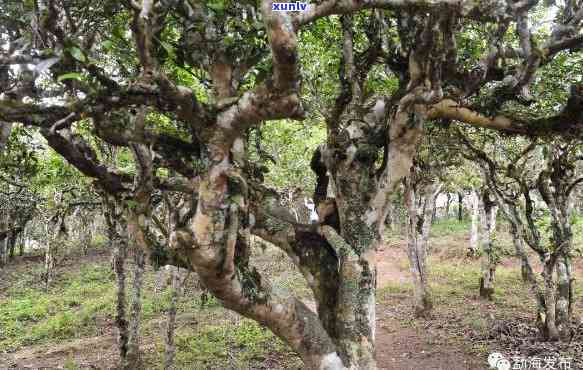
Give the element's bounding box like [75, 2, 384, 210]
[405, 180, 441, 317]
[478, 190, 497, 300]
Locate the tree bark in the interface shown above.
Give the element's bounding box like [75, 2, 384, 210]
[164, 266, 185, 370]
[80, 212, 93, 255]
[555, 254, 573, 335]
[469, 190, 480, 256]
[7, 231, 16, 259]
[542, 259, 560, 341]
[104, 196, 130, 364]
[405, 180, 441, 317]
[125, 235, 146, 369]
[19, 227, 25, 256]
[0, 234, 7, 267]
[457, 192, 463, 221]
[478, 189, 497, 300]
[45, 226, 62, 290]
[509, 223, 533, 283]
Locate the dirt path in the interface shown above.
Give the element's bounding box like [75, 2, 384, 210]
[374, 244, 487, 370]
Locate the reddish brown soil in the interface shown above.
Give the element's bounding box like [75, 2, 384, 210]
[375, 244, 487, 370]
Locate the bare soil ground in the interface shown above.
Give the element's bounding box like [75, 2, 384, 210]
[375, 244, 488, 370]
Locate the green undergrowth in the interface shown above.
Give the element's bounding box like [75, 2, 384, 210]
[148, 318, 301, 369]
[0, 264, 116, 352]
[430, 218, 473, 237]
[0, 249, 304, 369]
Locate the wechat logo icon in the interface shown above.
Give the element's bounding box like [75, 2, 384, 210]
[488, 352, 511, 370]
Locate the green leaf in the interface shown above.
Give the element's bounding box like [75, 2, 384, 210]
[101, 40, 114, 50]
[207, 0, 225, 12]
[57, 73, 84, 82]
[160, 41, 175, 57]
[68, 47, 86, 63]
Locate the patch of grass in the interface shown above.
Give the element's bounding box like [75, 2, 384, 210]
[462, 316, 489, 335]
[28, 311, 84, 343]
[64, 355, 80, 370]
[377, 282, 413, 299]
[165, 318, 296, 369]
[431, 219, 471, 237]
[0, 263, 116, 352]
[90, 234, 108, 250]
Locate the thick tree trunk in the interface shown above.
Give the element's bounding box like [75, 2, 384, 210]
[556, 254, 573, 335]
[320, 169, 378, 368]
[469, 190, 480, 256]
[542, 260, 560, 341]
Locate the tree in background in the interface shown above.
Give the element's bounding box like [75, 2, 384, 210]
[461, 131, 582, 340]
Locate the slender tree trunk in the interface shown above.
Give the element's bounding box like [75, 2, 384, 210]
[431, 197, 438, 224]
[405, 181, 441, 317]
[45, 229, 60, 290]
[378, 202, 395, 242]
[469, 190, 480, 256]
[385, 204, 393, 231]
[478, 190, 497, 300]
[105, 197, 130, 364]
[445, 193, 451, 219]
[113, 241, 129, 363]
[457, 192, 463, 221]
[19, 228, 25, 256]
[0, 236, 7, 267]
[125, 247, 145, 369]
[8, 231, 16, 259]
[81, 214, 93, 255]
[509, 223, 533, 282]
[164, 266, 184, 370]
